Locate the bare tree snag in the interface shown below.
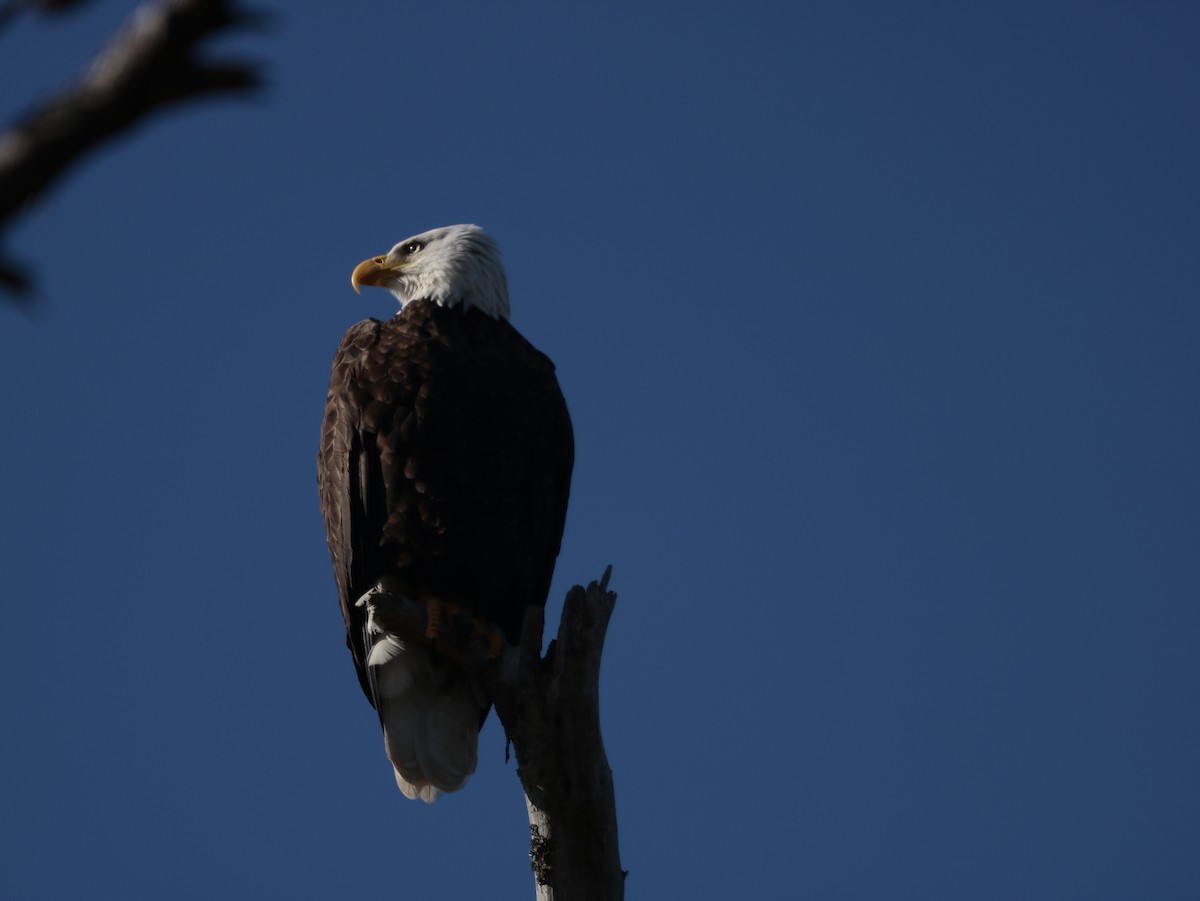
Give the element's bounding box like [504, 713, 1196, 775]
[0, 0, 265, 296]
[366, 567, 625, 901]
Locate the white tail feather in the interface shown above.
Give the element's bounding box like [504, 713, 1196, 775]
[369, 634, 487, 802]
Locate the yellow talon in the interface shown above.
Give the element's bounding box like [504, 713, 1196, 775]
[426, 600, 502, 658]
[424, 598, 442, 641]
[485, 631, 503, 661]
[470, 616, 505, 661]
[425, 598, 462, 643]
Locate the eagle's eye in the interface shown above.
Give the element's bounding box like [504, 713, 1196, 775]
[402, 241, 423, 255]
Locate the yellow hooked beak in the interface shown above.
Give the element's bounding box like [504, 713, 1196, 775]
[350, 254, 406, 294]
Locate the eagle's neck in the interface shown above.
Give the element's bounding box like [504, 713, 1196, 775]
[398, 293, 507, 320]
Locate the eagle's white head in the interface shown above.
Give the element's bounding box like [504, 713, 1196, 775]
[350, 224, 510, 320]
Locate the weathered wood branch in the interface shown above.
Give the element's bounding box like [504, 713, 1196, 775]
[0, 0, 265, 296]
[367, 568, 625, 901]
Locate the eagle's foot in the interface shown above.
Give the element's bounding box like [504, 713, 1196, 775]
[419, 599, 502, 658]
[470, 616, 505, 661]
[485, 630, 503, 662]
[424, 598, 462, 642]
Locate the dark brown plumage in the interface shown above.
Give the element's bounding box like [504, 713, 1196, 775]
[318, 298, 574, 706]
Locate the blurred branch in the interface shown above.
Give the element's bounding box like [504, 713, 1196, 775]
[366, 568, 626, 901]
[0, 0, 265, 297]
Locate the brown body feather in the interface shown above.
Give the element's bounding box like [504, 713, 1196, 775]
[318, 299, 574, 706]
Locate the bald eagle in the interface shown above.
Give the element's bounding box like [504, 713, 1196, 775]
[317, 225, 573, 801]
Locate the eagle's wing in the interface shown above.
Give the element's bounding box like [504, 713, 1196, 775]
[318, 319, 387, 703]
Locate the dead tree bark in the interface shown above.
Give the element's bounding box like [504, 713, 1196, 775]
[0, 0, 264, 296]
[367, 567, 625, 901]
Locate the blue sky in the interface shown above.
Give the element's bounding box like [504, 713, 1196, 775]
[2, 2, 1198, 898]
